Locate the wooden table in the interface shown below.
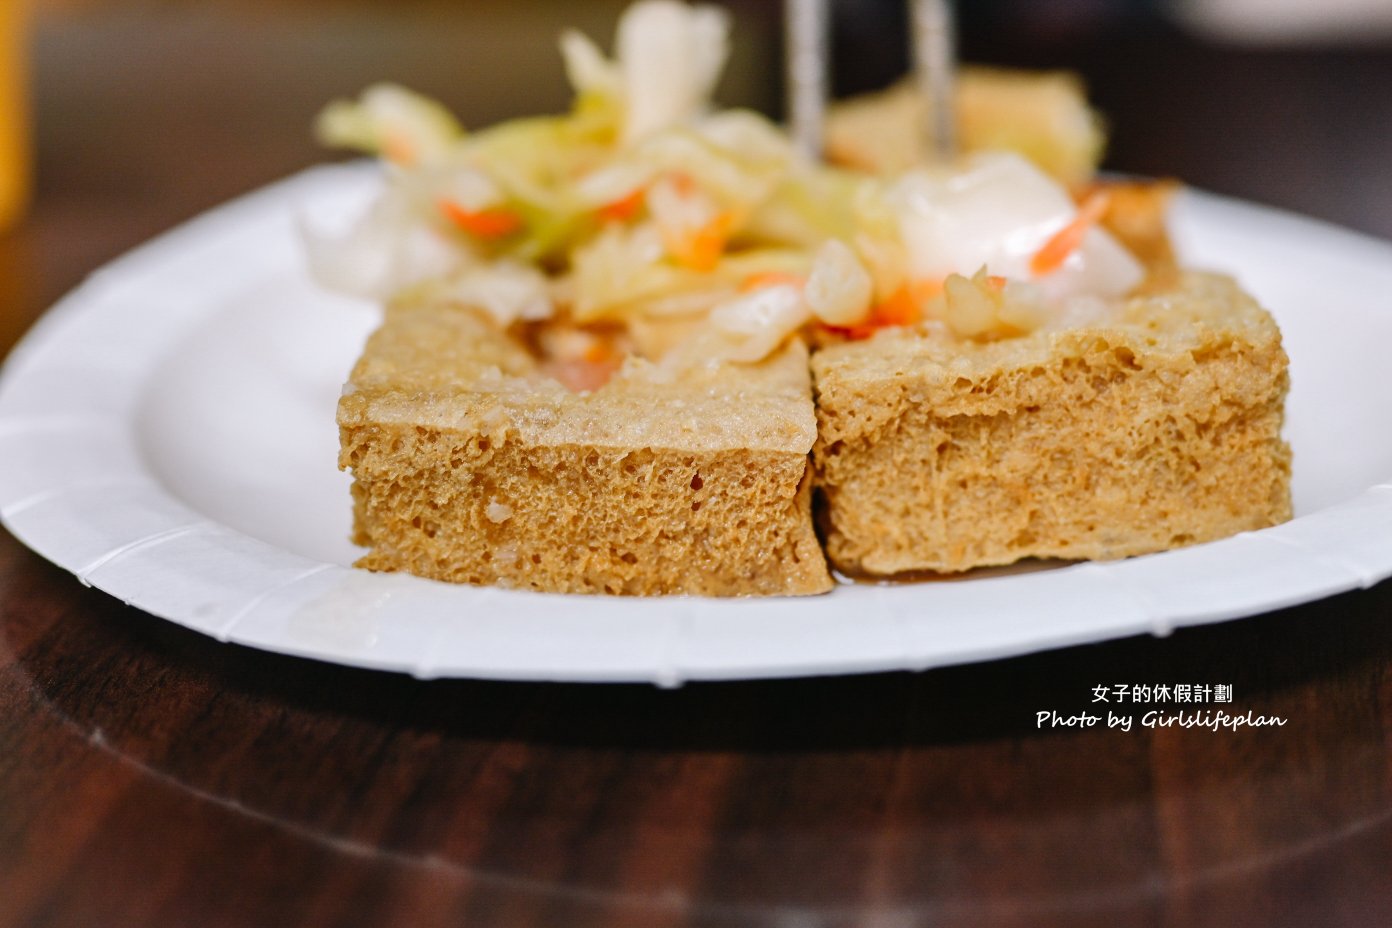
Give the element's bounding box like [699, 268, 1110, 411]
[3, 6, 1391, 926]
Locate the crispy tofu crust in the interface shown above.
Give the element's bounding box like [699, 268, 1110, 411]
[338, 300, 832, 596]
[811, 272, 1293, 575]
[340, 272, 1291, 592]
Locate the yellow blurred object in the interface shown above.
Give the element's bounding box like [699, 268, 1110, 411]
[825, 67, 1106, 190]
[0, 0, 28, 230]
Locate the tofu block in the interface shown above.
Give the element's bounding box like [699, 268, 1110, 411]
[826, 67, 1105, 188]
[338, 300, 831, 596]
[811, 272, 1293, 575]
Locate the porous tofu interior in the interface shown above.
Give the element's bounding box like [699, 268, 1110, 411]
[338, 301, 832, 596]
[339, 272, 1292, 592]
[812, 272, 1292, 575]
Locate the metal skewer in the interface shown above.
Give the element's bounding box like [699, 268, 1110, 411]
[910, 0, 957, 163]
[785, 0, 829, 160]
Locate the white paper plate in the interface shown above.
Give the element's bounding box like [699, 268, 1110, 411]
[2, 163, 1390, 684]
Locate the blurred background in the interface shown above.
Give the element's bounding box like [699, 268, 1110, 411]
[4, 0, 1392, 352]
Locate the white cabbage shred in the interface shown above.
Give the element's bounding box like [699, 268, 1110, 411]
[303, 0, 1147, 376]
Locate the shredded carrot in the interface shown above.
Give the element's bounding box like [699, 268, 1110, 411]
[664, 211, 735, 272]
[382, 132, 417, 166]
[830, 280, 942, 337]
[543, 356, 622, 393]
[597, 187, 646, 222]
[911, 278, 945, 304]
[668, 171, 698, 196]
[872, 285, 922, 327]
[439, 200, 524, 238]
[827, 323, 873, 340]
[830, 283, 927, 339]
[1030, 190, 1111, 276]
[581, 340, 614, 364]
[739, 272, 805, 293]
[986, 275, 1007, 291]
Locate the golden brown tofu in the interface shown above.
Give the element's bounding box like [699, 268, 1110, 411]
[338, 299, 832, 596]
[826, 67, 1106, 188]
[812, 273, 1292, 576]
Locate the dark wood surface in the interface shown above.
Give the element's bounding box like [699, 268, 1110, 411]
[3, 5, 1392, 926]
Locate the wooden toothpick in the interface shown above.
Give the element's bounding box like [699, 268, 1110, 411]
[785, 0, 830, 160]
[911, 0, 957, 163]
